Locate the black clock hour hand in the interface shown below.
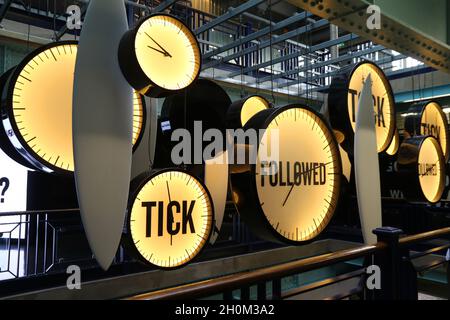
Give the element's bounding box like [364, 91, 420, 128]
[148, 45, 169, 56]
[281, 161, 335, 207]
[282, 184, 295, 207]
[166, 181, 173, 246]
[420, 161, 439, 177]
[146, 33, 172, 58]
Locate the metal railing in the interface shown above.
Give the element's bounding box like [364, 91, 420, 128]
[127, 227, 450, 300]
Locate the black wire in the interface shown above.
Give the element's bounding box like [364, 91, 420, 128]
[268, 0, 275, 104]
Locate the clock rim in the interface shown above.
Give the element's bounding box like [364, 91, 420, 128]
[124, 168, 215, 270]
[329, 60, 396, 154]
[132, 93, 147, 152]
[398, 135, 445, 204]
[235, 104, 342, 245]
[2, 40, 78, 175]
[227, 94, 272, 129]
[404, 100, 449, 162]
[119, 13, 202, 98]
[0, 66, 36, 169]
[417, 135, 446, 204]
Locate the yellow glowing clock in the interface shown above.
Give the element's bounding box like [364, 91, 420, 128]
[404, 101, 449, 161]
[329, 61, 395, 153]
[125, 169, 214, 269]
[230, 105, 342, 244]
[119, 13, 201, 98]
[398, 136, 445, 204]
[227, 95, 271, 129]
[386, 128, 400, 156]
[1, 41, 146, 174]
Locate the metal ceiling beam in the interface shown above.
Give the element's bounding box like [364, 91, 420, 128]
[305, 62, 429, 94]
[287, 0, 450, 73]
[194, 0, 266, 35]
[227, 33, 359, 78]
[202, 11, 312, 60]
[0, 0, 13, 24]
[304, 53, 408, 86]
[276, 53, 408, 91]
[203, 18, 329, 70]
[153, 0, 179, 13]
[258, 44, 385, 84]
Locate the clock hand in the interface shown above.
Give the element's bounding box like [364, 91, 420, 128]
[145, 33, 172, 58]
[166, 181, 173, 246]
[147, 45, 170, 56]
[281, 161, 335, 207]
[420, 161, 439, 177]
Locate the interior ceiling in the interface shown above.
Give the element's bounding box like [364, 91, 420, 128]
[0, 0, 439, 102]
[287, 0, 450, 73]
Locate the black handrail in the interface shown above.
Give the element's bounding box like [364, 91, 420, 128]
[127, 227, 450, 300]
[127, 243, 385, 300]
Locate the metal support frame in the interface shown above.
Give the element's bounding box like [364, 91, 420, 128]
[259, 44, 385, 85]
[194, 0, 266, 35]
[202, 11, 312, 61]
[203, 18, 329, 71]
[0, 0, 12, 24]
[227, 33, 359, 78]
[287, 0, 450, 73]
[153, 0, 179, 13]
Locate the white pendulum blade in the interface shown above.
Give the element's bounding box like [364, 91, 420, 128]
[354, 74, 382, 244]
[205, 150, 229, 244]
[72, 0, 133, 270]
[319, 95, 330, 122]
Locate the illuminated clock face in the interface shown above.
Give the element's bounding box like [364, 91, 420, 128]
[134, 14, 201, 92]
[386, 129, 399, 156]
[420, 102, 449, 161]
[241, 96, 270, 126]
[418, 137, 445, 203]
[128, 170, 213, 268]
[254, 106, 341, 243]
[3, 42, 145, 173]
[347, 62, 395, 153]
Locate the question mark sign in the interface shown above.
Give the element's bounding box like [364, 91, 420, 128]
[0, 177, 10, 203]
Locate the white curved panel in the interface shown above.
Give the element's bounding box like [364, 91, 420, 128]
[73, 0, 132, 270]
[205, 150, 229, 244]
[354, 75, 382, 244]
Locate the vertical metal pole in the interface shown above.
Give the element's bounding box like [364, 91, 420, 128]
[257, 282, 266, 300]
[25, 214, 30, 276]
[43, 213, 48, 272]
[34, 213, 39, 275]
[330, 24, 339, 60]
[240, 286, 250, 300]
[373, 227, 404, 300]
[272, 278, 282, 300]
[447, 262, 450, 299]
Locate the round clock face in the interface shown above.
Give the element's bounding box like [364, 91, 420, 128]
[241, 96, 270, 126]
[386, 129, 399, 156]
[121, 13, 201, 96]
[418, 137, 445, 203]
[128, 170, 213, 269]
[2, 42, 146, 174]
[420, 102, 449, 161]
[347, 62, 395, 153]
[250, 106, 341, 243]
